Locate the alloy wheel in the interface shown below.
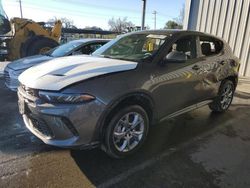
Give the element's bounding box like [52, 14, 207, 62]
[220, 83, 234, 110]
[112, 112, 145, 152]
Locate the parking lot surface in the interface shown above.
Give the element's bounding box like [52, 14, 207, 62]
[0, 77, 250, 188]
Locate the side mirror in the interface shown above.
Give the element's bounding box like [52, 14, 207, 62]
[166, 51, 187, 62]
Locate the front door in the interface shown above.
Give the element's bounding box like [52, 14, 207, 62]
[151, 35, 203, 119]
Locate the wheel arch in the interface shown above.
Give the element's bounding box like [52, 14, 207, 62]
[94, 91, 156, 142]
[224, 75, 238, 89]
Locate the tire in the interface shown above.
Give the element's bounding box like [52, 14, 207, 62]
[26, 37, 58, 56]
[20, 37, 35, 58]
[209, 80, 235, 113]
[103, 105, 149, 158]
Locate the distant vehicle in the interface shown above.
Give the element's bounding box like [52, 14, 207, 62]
[18, 30, 240, 158]
[4, 38, 110, 90]
[0, 0, 62, 61]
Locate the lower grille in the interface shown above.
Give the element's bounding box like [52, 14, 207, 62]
[29, 116, 54, 138]
[61, 117, 79, 136]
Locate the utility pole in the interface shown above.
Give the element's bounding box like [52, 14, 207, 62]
[141, 0, 146, 30]
[153, 10, 157, 29]
[18, 0, 23, 18]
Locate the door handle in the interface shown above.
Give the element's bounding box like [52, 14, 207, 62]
[192, 64, 200, 70]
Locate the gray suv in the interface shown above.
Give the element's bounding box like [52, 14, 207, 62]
[17, 30, 240, 158]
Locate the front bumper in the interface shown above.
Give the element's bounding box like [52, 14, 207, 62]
[17, 86, 106, 148]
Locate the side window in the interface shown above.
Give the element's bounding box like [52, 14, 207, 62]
[72, 48, 83, 55]
[89, 43, 103, 52]
[77, 44, 93, 55]
[166, 36, 197, 61]
[78, 43, 105, 55]
[199, 36, 223, 57]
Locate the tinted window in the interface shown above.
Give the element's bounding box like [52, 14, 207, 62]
[89, 43, 104, 52]
[76, 43, 106, 55]
[166, 35, 197, 60]
[199, 36, 223, 56]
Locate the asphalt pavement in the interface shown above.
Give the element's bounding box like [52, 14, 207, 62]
[0, 77, 250, 188]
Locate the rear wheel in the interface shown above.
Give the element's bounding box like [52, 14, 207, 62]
[103, 105, 149, 158]
[209, 80, 235, 113]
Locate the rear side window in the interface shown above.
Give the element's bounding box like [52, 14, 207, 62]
[199, 36, 223, 56]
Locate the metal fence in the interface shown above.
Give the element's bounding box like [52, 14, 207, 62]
[184, 0, 250, 77]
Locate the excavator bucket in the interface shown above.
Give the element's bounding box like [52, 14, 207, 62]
[0, 0, 11, 35]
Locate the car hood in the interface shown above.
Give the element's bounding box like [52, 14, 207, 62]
[19, 55, 138, 91]
[7, 55, 53, 71]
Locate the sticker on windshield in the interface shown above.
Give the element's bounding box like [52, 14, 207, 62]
[146, 34, 167, 39]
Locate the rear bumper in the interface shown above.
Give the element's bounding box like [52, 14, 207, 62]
[18, 86, 106, 148]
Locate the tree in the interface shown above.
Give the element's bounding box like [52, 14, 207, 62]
[108, 17, 135, 33]
[47, 17, 77, 28]
[164, 20, 182, 29]
[164, 4, 184, 30]
[174, 4, 185, 28]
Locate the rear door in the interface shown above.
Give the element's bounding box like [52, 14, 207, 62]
[193, 35, 225, 102]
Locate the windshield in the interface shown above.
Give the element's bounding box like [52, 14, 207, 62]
[93, 33, 168, 62]
[47, 41, 84, 57]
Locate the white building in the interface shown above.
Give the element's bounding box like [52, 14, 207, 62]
[184, 0, 250, 77]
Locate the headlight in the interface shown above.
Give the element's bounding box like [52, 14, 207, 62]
[39, 91, 96, 104]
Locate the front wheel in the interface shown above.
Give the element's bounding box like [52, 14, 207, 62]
[209, 80, 235, 113]
[103, 105, 149, 158]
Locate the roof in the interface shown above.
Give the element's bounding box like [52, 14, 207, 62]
[126, 29, 225, 43]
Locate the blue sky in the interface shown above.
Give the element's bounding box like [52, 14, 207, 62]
[2, 0, 185, 30]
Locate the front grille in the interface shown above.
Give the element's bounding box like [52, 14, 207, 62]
[29, 115, 54, 138]
[4, 69, 10, 86]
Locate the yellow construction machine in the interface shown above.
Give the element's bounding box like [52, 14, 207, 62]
[0, 0, 62, 61]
